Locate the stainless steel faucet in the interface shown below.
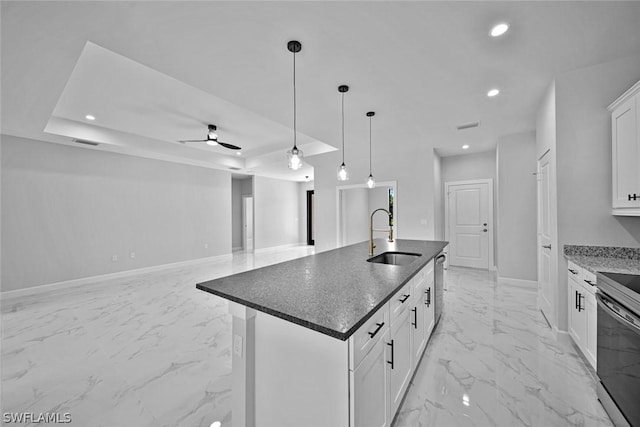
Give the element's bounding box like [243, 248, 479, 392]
[369, 208, 394, 256]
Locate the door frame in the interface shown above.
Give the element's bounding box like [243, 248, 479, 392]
[242, 195, 254, 251]
[336, 180, 397, 248]
[444, 179, 494, 270]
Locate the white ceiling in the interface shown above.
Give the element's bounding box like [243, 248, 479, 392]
[2, 1, 640, 181]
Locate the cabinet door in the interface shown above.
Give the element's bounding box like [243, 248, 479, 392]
[612, 96, 640, 208]
[424, 283, 435, 342]
[389, 307, 412, 416]
[352, 328, 390, 427]
[410, 292, 427, 368]
[568, 278, 584, 347]
[585, 291, 597, 369]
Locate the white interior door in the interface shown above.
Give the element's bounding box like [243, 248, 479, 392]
[537, 150, 553, 324]
[446, 180, 491, 269]
[243, 196, 254, 250]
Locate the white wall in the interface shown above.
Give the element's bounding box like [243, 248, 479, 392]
[496, 131, 538, 281]
[253, 176, 302, 250]
[231, 178, 243, 250]
[433, 151, 444, 240]
[1, 135, 231, 292]
[309, 143, 435, 253]
[440, 150, 497, 267]
[553, 55, 640, 331]
[341, 187, 369, 246]
[231, 177, 253, 250]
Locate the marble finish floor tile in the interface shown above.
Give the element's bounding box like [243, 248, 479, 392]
[394, 268, 612, 427]
[2, 246, 315, 427]
[3, 250, 612, 427]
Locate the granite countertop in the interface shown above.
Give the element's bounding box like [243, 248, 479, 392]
[564, 245, 640, 275]
[197, 239, 448, 341]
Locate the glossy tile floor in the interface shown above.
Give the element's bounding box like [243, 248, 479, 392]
[2, 248, 612, 427]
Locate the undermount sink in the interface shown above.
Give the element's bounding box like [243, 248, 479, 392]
[367, 251, 421, 266]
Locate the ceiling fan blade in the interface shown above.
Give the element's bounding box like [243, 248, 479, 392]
[218, 141, 242, 150]
[178, 139, 207, 143]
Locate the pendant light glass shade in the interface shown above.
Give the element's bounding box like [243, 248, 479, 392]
[288, 146, 303, 170]
[367, 174, 376, 189]
[337, 85, 350, 181]
[337, 163, 349, 181]
[287, 41, 304, 170]
[366, 111, 376, 188]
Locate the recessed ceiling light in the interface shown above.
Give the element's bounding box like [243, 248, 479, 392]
[236, 151, 242, 156]
[85, 114, 96, 121]
[462, 145, 470, 149]
[210, 422, 222, 427]
[490, 23, 509, 37]
[487, 89, 500, 97]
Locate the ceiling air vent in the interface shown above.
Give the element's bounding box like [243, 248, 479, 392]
[73, 139, 100, 146]
[456, 121, 480, 131]
[228, 167, 242, 171]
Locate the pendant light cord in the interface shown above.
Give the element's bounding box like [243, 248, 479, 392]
[293, 50, 297, 150]
[369, 116, 372, 175]
[341, 93, 345, 164]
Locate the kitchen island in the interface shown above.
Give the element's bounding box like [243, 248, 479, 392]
[197, 239, 448, 427]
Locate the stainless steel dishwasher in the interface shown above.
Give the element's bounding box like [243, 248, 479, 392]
[434, 252, 446, 325]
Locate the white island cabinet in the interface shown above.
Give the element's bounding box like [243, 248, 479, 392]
[197, 239, 447, 427]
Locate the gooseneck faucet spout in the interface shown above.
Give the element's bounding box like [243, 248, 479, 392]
[369, 208, 394, 256]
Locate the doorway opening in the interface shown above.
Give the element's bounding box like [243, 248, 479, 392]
[306, 190, 315, 245]
[231, 176, 254, 252]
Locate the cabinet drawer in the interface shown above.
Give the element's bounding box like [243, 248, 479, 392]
[390, 281, 412, 320]
[582, 269, 597, 294]
[350, 302, 389, 370]
[567, 261, 583, 282]
[412, 260, 433, 292]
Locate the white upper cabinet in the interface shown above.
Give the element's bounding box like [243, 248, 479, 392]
[609, 80, 640, 215]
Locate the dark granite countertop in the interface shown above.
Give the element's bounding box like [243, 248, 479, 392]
[197, 239, 448, 341]
[564, 245, 640, 275]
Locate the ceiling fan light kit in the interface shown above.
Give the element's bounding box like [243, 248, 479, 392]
[337, 84, 350, 181]
[179, 124, 241, 151]
[287, 40, 304, 170]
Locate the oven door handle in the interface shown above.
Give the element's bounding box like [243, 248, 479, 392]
[596, 293, 640, 336]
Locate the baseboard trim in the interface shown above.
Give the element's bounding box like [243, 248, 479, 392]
[1, 253, 233, 299]
[497, 276, 537, 289]
[254, 243, 307, 254]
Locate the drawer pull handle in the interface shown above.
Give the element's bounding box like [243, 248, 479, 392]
[399, 294, 410, 303]
[387, 340, 394, 369]
[575, 290, 579, 310]
[568, 269, 578, 274]
[368, 322, 385, 338]
[542, 244, 552, 250]
[584, 279, 595, 286]
[629, 194, 638, 201]
[425, 287, 431, 307]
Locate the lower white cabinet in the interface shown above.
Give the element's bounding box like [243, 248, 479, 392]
[389, 305, 413, 416]
[567, 261, 597, 369]
[351, 261, 436, 427]
[352, 328, 391, 427]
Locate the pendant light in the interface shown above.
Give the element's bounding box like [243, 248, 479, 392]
[287, 40, 303, 170]
[366, 111, 376, 188]
[337, 85, 350, 181]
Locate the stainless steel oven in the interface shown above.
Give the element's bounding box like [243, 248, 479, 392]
[596, 272, 640, 427]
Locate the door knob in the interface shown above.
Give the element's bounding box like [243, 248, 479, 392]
[483, 223, 487, 226]
[542, 244, 551, 249]
[482, 229, 488, 232]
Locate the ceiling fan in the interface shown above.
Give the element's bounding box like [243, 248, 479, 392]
[179, 124, 241, 150]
